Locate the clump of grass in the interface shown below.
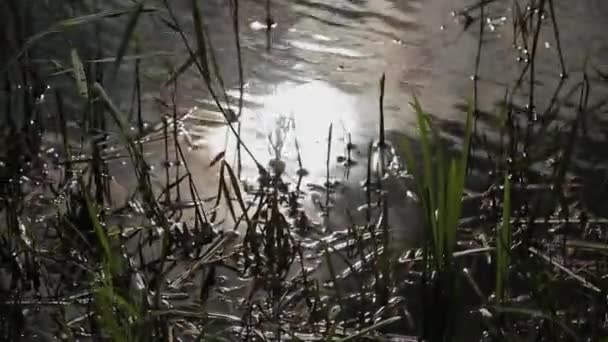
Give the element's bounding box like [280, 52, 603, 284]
[398, 95, 472, 340]
[401, 96, 473, 269]
[82, 178, 146, 341]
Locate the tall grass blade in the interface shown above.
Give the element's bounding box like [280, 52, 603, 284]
[410, 96, 440, 260]
[496, 173, 511, 303]
[191, 0, 210, 82]
[81, 179, 141, 340]
[1, 6, 157, 73]
[81, 179, 113, 271]
[445, 160, 458, 258]
[404, 96, 473, 282]
[58, 7, 156, 28]
[71, 49, 88, 99]
[113, 2, 145, 77]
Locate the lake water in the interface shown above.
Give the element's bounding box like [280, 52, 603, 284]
[100, 0, 608, 232]
[9, 0, 608, 200]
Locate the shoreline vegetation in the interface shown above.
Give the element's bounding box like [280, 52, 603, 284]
[1, 0, 608, 341]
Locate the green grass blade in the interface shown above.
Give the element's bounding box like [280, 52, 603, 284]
[96, 286, 139, 320]
[447, 100, 473, 257]
[496, 173, 511, 303]
[445, 159, 459, 258]
[113, 2, 145, 77]
[1, 6, 157, 73]
[94, 286, 140, 342]
[413, 99, 435, 209]
[57, 7, 156, 28]
[430, 117, 447, 261]
[191, 0, 210, 81]
[461, 98, 474, 171]
[70, 49, 88, 99]
[81, 180, 111, 267]
[93, 83, 135, 149]
[94, 288, 125, 342]
[410, 96, 439, 255]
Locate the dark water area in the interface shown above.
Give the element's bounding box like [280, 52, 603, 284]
[3, 0, 608, 339]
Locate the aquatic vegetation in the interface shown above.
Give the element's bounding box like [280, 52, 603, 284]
[1, 0, 608, 341]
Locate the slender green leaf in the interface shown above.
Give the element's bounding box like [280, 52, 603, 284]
[461, 98, 474, 171]
[94, 288, 125, 342]
[445, 159, 459, 257]
[411, 96, 439, 256]
[57, 7, 156, 28]
[113, 2, 146, 76]
[88, 51, 174, 64]
[81, 180, 111, 266]
[431, 116, 447, 260]
[496, 173, 511, 303]
[191, 0, 210, 81]
[70, 49, 88, 98]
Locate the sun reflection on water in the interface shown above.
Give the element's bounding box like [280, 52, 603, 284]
[209, 80, 361, 181]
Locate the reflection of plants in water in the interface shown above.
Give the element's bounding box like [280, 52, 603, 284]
[267, 115, 294, 176]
